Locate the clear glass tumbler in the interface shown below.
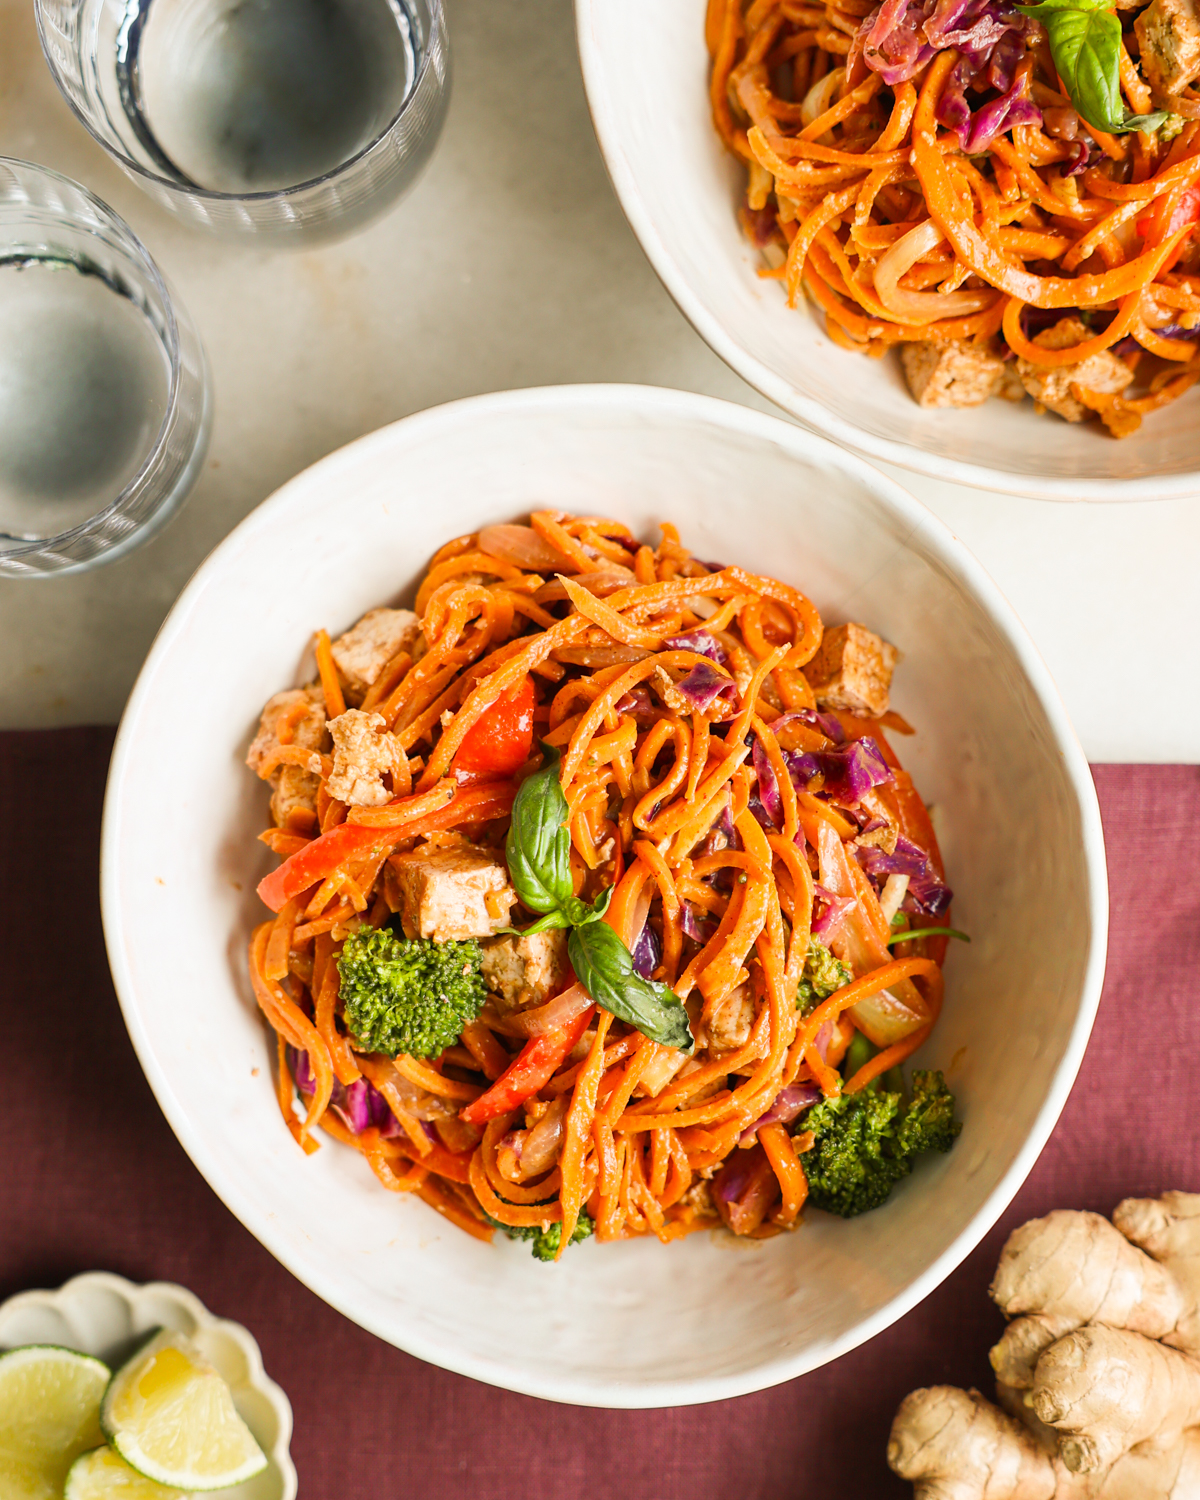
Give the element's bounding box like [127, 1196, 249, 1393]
[0, 159, 211, 578]
[35, 0, 450, 244]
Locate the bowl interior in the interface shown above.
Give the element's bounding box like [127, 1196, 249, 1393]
[102, 387, 1104, 1406]
[576, 3, 1200, 499]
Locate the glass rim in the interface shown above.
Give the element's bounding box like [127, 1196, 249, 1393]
[33, 0, 444, 207]
[0, 156, 185, 561]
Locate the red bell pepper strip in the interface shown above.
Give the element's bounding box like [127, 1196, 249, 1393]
[1138, 185, 1200, 242]
[453, 674, 535, 782]
[257, 781, 517, 913]
[459, 1004, 595, 1125]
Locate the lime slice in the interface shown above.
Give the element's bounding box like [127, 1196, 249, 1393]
[100, 1330, 266, 1491]
[0, 1344, 111, 1500]
[65, 1447, 191, 1499]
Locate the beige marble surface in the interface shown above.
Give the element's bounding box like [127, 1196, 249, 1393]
[1, 0, 1197, 760]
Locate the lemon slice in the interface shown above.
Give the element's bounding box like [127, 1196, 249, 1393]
[100, 1330, 266, 1491]
[65, 1447, 189, 1499]
[0, 1344, 111, 1500]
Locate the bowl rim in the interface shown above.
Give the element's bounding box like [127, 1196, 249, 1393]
[100, 383, 1109, 1407]
[573, 2, 1200, 504]
[0, 1269, 297, 1498]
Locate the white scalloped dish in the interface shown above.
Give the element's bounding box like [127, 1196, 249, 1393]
[0, 1273, 296, 1500]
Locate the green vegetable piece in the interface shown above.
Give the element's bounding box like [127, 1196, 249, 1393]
[896, 1069, 963, 1157]
[843, 1029, 877, 1084]
[1016, 0, 1166, 134]
[886, 926, 971, 946]
[568, 920, 695, 1052]
[796, 936, 853, 1013]
[493, 1211, 595, 1261]
[503, 745, 692, 1051]
[505, 746, 575, 920]
[337, 927, 486, 1059]
[800, 1069, 961, 1217]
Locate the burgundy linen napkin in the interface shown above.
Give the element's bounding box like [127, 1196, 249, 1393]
[1, 731, 1196, 1499]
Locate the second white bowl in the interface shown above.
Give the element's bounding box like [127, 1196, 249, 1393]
[576, 2, 1200, 501]
[101, 385, 1107, 1406]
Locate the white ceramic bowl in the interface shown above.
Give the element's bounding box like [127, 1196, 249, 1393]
[102, 385, 1107, 1407]
[576, 4, 1200, 502]
[0, 1272, 296, 1499]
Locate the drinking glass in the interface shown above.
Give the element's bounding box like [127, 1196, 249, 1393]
[0, 159, 211, 577]
[35, 0, 450, 244]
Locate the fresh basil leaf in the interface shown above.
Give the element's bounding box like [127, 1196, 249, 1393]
[505, 745, 574, 915]
[568, 920, 695, 1052]
[564, 887, 614, 928]
[1018, 3, 1167, 133]
[496, 909, 573, 938]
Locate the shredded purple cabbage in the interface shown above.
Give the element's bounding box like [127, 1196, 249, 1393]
[738, 1083, 822, 1143]
[856, 835, 953, 916]
[681, 902, 716, 944]
[674, 660, 738, 714]
[783, 737, 893, 805]
[935, 48, 1041, 152]
[713, 1153, 753, 1206]
[631, 916, 663, 979]
[287, 1047, 396, 1135]
[811, 884, 856, 940]
[752, 737, 785, 829]
[613, 685, 656, 721]
[860, 0, 1040, 148]
[663, 629, 728, 665]
[790, 708, 845, 744]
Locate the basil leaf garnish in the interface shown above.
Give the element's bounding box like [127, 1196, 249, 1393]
[1017, 0, 1167, 134]
[568, 920, 695, 1053]
[504, 749, 694, 1052]
[505, 745, 575, 915]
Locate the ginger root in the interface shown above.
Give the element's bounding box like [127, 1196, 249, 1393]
[889, 1193, 1200, 1499]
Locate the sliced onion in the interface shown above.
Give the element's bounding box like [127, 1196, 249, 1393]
[506, 980, 593, 1037]
[534, 568, 634, 603]
[553, 645, 652, 668]
[477, 523, 574, 571]
[873, 220, 992, 325]
[801, 67, 845, 128]
[518, 1096, 569, 1177]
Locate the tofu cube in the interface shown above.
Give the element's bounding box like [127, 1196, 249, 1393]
[707, 982, 757, 1053]
[326, 708, 396, 808]
[480, 930, 569, 1010]
[246, 687, 326, 776]
[271, 764, 321, 829]
[246, 687, 327, 828]
[901, 339, 1005, 409]
[331, 608, 422, 693]
[1137, 0, 1200, 95]
[803, 622, 899, 718]
[1017, 318, 1134, 423]
[392, 845, 517, 943]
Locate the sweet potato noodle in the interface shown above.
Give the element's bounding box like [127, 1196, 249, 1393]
[246, 512, 952, 1250]
[709, 0, 1200, 435]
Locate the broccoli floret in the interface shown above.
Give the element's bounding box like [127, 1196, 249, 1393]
[1160, 113, 1186, 143]
[896, 1069, 962, 1157]
[490, 1212, 595, 1261]
[800, 1069, 961, 1218]
[336, 927, 485, 1059]
[796, 937, 853, 1013]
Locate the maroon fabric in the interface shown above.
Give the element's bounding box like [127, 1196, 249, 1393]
[1, 733, 1197, 1498]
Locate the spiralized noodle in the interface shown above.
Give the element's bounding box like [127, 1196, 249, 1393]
[246, 512, 953, 1247]
[709, 0, 1200, 436]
